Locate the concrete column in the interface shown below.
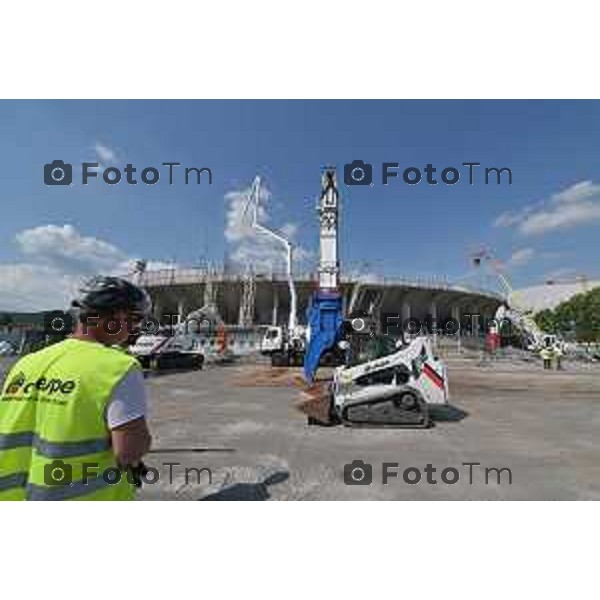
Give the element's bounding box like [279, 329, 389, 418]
[450, 304, 462, 353]
[373, 289, 387, 334]
[402, 298, 411, 322]
[451, 305, 461, 333]
[451, 305, 460, 320]
[177, 299, 186, 324]
[345, 290, 352, 315]
[429, 300, 438, 343]
[348, 282, 362, 314]
[401, 297, 412, 339]
[237, 295, 244, 327]
[272, 288, 279, 325]
[153, 296, 162, 321]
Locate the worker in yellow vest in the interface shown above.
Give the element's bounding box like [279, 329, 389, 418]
[540, 345, 554, 370]
[554, 342, 565, 370]
[0, 276, 152, 500]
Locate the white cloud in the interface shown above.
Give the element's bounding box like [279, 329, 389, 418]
[224, 184, 271, 244]
[15, 224, 127, 274]
[0, 225, 170, 311]
[520, 201, 600, 235]
[224, 182, 312, 272]
[494, 206, 534, 228]
[0, 263, 80, 312]
[95, 142, 117, 164]
[494, 181, 600, 235]
[1, 177, 314, 310]
[550, 180, 600, 204]
[508, 247, 535, 267]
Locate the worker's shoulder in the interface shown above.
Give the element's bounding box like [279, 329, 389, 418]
[14, 339, 69, 366]
[43, 339, 140, 372]
[73, 340, 139, 366]
[1, 341, 67, 386]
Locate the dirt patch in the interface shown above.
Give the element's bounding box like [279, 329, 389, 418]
[297, 382, 332, 423]
[230, 365, 305, 387]
[230, 365, 333, 389]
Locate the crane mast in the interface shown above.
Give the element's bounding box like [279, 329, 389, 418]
[317, 170, 340, 292]
[247, 176, 298, 334]
[303, 168, 345, 382]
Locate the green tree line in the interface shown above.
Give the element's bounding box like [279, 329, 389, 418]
[534, 286, 600, 342]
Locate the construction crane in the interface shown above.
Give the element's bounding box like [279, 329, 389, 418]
[246, 177, 298, 335]
[471, 249, 558, 351]
[246, 176, 306, 366]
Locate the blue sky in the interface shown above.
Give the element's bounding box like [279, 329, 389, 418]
[1, 100, 600, 310]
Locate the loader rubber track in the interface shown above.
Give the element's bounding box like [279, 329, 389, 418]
[340, 394, 432, 429]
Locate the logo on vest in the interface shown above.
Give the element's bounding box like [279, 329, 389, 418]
[5, 373, 77, 397]
[6, 372, 26, 395]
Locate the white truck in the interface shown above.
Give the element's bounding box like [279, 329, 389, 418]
[260, 325, 306, 366]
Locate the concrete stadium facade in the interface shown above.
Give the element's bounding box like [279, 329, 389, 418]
[137, 268, 504, 333]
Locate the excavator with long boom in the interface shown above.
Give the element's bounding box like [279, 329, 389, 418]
[246, 176, 308, 367]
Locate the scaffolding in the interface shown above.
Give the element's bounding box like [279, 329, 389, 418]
[238, 266, 256, 326]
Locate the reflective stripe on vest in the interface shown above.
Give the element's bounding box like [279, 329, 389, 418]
[0, 472, 27, 492]
[26, 475, 115, 501]
[0, 432, 110, 458]
[0, 431, 34, 450]
[0, 471, 124, 499]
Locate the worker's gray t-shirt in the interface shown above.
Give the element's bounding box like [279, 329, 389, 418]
[105, 369, 148, 429]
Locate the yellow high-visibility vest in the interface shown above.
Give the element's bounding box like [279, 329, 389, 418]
[0, 338, 141, 500]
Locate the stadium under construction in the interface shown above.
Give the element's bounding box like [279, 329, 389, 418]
[136, 267, 503, 336]
[125, 170, 506, 363]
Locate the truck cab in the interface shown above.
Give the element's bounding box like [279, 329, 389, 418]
[260, 326, 283, 355]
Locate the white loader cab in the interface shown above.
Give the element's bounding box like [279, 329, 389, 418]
[331, 334, 449, 428]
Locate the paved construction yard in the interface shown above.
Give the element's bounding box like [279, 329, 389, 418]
[137, 357, 600, 500]
[1, 356, 598, 500]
